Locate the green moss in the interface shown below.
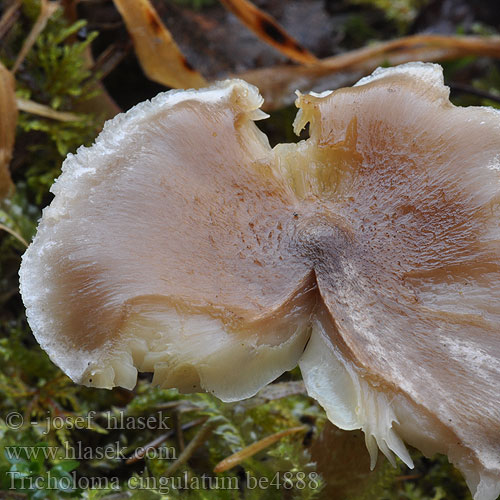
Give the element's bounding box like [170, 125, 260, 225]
[1, 0, 103, 205]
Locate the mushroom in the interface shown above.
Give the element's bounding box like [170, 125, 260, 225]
[19, 62, 500, 500]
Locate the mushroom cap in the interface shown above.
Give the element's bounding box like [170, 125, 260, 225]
[20, 63, 500, 500]
[20, 80, 314, 400]
[294, 63, 500, 499]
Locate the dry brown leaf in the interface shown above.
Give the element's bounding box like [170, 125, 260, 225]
[0, 62, 16, 200]
[112, 0, 207, 89]
[240, 34, 500, 110]
[12, 0, 59, 74]
[16, 97, 82, 122]
[219, 0, 318, 64]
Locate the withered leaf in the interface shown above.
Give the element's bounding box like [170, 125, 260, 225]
[219, 0, 318, 64]
[241, 34, 500, 110]
[112, 0, 207, 89]
[0, 62, 16, 200]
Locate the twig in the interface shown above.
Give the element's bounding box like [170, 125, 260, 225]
[175, 411, 185, 453]
[0, 0, 22, 41]
[12, 0, 59, 74]
[91, 40, 132, 80]
[241, 34, 500, 110]
[448, 82, 500, 105]
[0, 223, 28, 247]
[214, 425, 307, 473]
[163, 420, 215, 477]
[126, 417, 207, 464]
[16, 98, 82, 122]
[316, 34, 500, 72]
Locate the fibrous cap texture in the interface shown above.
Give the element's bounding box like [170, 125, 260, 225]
[20, 63, 500, 500]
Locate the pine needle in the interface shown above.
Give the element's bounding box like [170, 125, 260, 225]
[0, 223, 28, 247]
[12, 0, 59, 74]
[16, 98, 82, 122]
[214, 425, 307, 473]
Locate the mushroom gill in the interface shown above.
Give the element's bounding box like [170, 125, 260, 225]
[19, 63, 500, 500]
